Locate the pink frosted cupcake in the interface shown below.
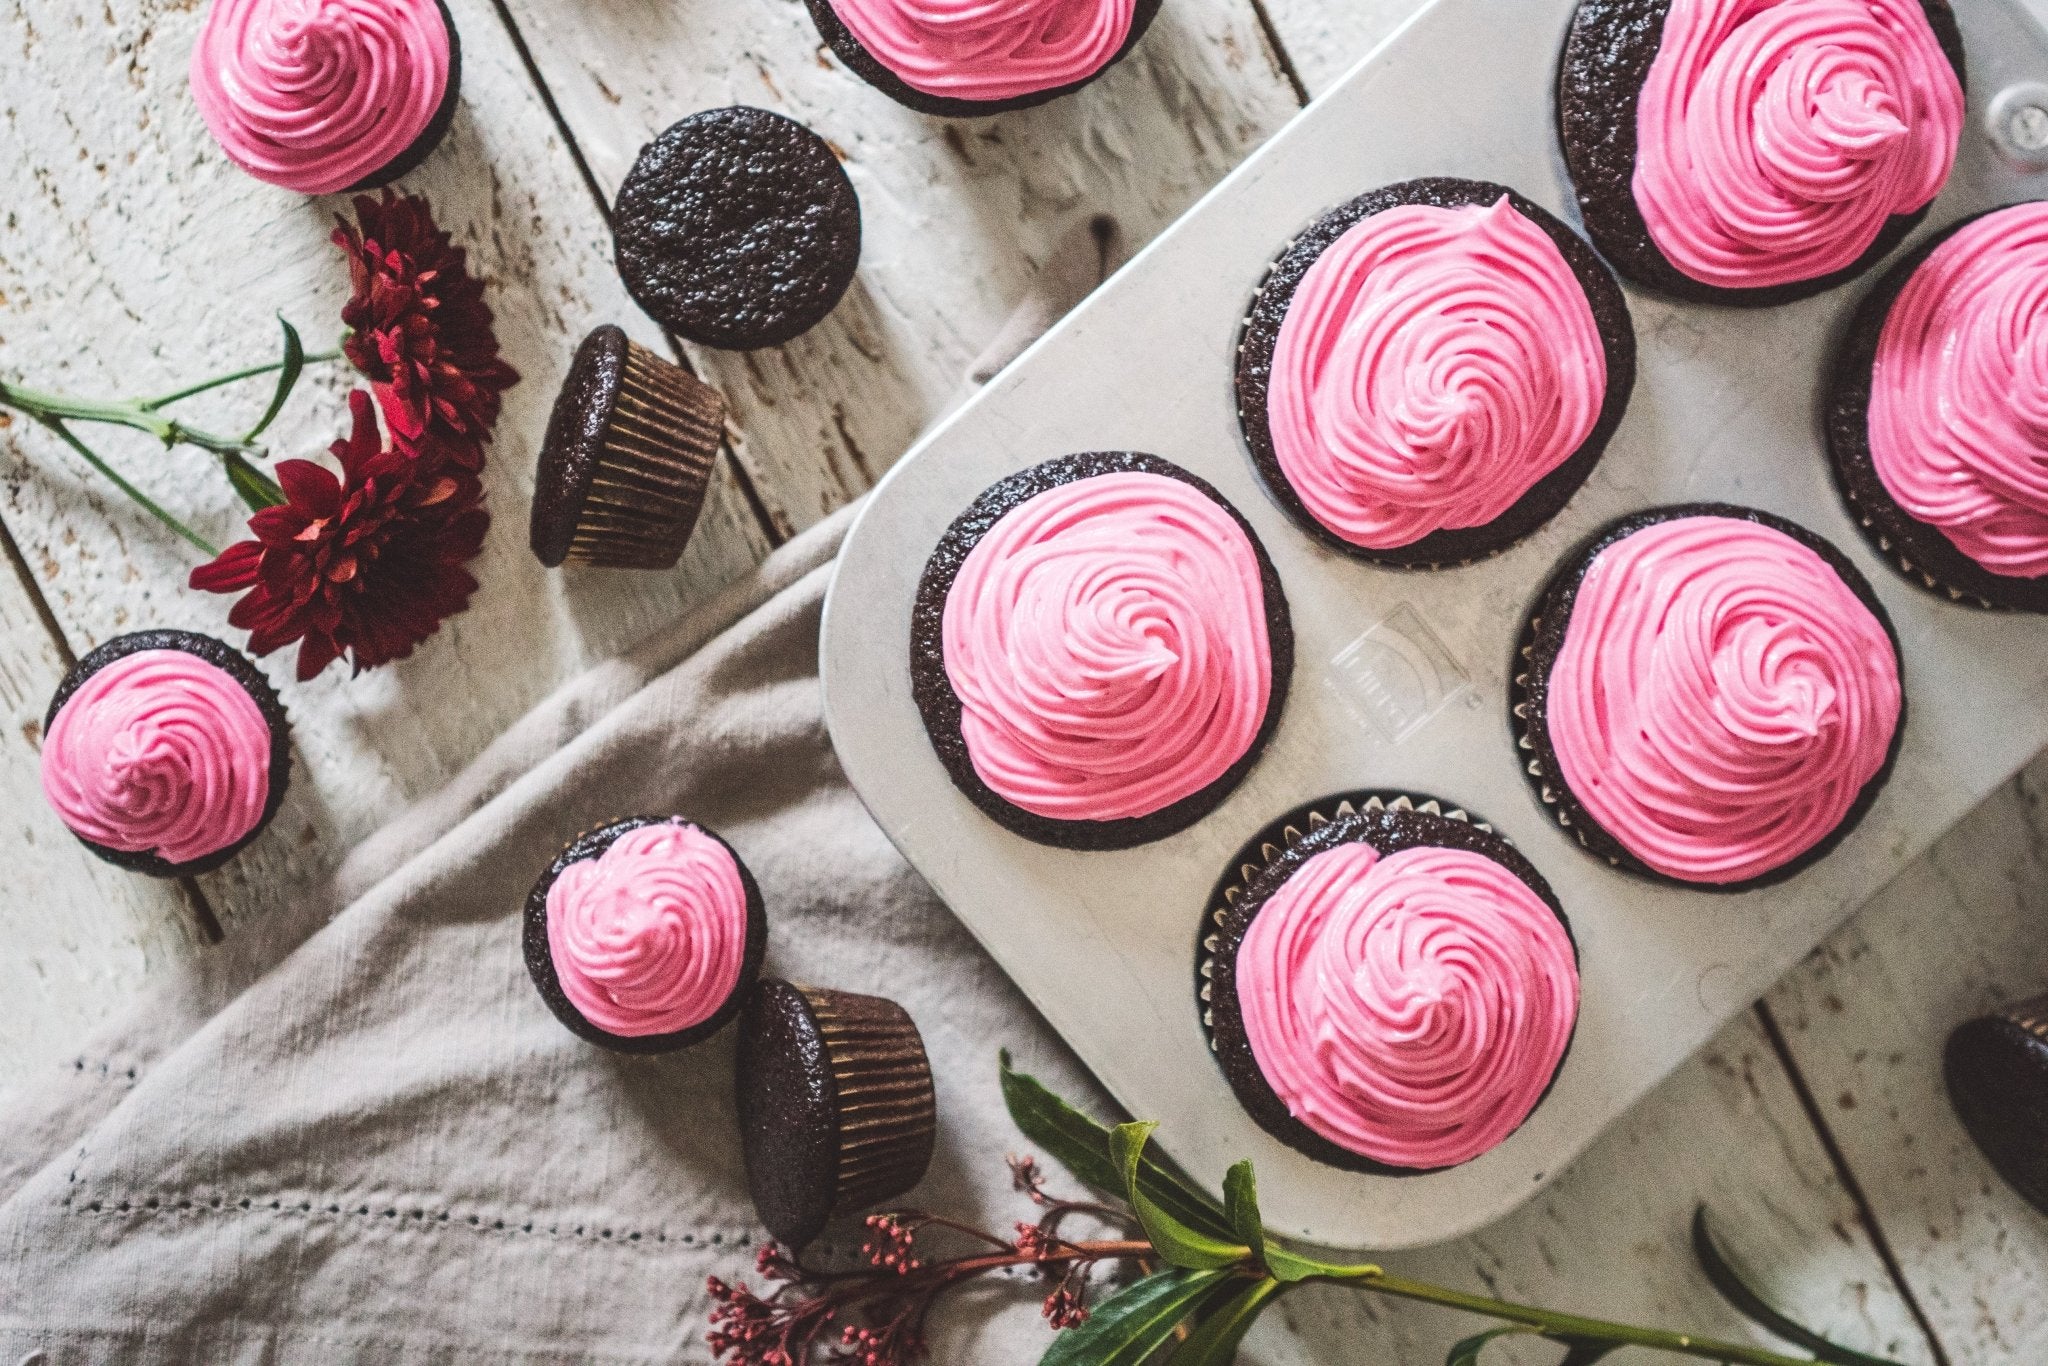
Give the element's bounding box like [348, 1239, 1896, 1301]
[189, 0, 462, 194]
[41, 630, 291, 878]
[1201, 792, 1580, 1173]
[523, 817, 769, 1053]
[805, 0, 1164, 117]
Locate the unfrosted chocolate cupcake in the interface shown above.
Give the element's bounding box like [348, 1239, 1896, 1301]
[1825, 202, 2048, 614]
[1557, 0, 1964, 306]
[1200, 791, 1579, 1174]
[805, 0, 1164, 118]
[1236, 177, 1634, 567]
[735, 979, 937, 1247]
[1513, 505, 1906, 891]
[614, 107, 861, 351]
[1946, 993, 2048, 1214]
[41, 629, 291, 878]
[530, 325, 725, 570]
[911, 452, 1292, 851]
[523, 816, 768, 1054]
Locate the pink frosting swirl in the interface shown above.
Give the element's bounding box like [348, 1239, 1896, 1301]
[1268, 199, 1607, 550]
[1236, 842, 1579, 1169]
[826, 0, 1134, 102]
[942, 470, 1273, 823]
[1867, 203, 2048, 580]
[189, 0, 451, 195]
[1547, 516, 1902, 884]
[546, 822, 752, 1038]
[1633, 0, 1962, 290]
[41, 650, 272, 866]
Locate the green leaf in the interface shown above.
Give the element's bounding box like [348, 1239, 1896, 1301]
[1692, 1207, 1905, 1366]
[223, 452, 286, 513]
[1445, 1326, 1534, 1365]
[999, 1052, 1236, 1241]
[1112, 1123, 1251, 1272]
[1038, 1267, 1231, 1366]
[1163, 1276, 1281, 1366]
[242, 316, 304, 442]
[1221, 1162, 1262, 1253]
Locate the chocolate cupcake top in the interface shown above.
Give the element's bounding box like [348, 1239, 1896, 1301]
[1237, 178, 1634, 566]
[1859, 203, 2048, 593]
[1559, 0, 1964, 303]
[911, 452, 1292, 849]
[42, 630, 288, 876]
[524, 817, 767, 1052]
[189, 0, 457, 194]
[613, 107, 861, 352]
[1208, 795, 1578, 1172]
[1527, 508, 1903, 887]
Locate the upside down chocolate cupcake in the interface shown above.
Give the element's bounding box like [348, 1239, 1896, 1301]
[1200, 792, 1580, 1173]
[1826, 202, 2048, 613]
[1236, 178, 1634, 567]
[1514, 506, 1906, 890]
[41, 630, 291, 878]
[1557, 0, 1965, 305]
[523, 817, 768, 1053]
[805, 0, 1164, 118]
[911, 452, 1292, 850]
[614, 108, 861, 351]
[530, 325, 726, 570]
[735, 979, 937, 1247]
[190, 0, 463, 194]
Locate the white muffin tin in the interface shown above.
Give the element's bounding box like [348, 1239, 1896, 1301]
[819, 0, 2048, 1248]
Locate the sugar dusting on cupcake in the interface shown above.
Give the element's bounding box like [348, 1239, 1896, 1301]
[190, 0, 456, 194]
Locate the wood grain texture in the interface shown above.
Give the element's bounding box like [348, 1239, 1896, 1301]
[0, 0, 770, 949]
[497, 0, 1303, 535]
[1768, 750, 2048, 1366]
[1253, 0, 1426, 97]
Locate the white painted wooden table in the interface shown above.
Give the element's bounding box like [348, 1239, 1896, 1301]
[1, 0, 2043, 1360]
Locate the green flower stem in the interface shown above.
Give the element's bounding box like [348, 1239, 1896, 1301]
[3, 378, 256, 456]
[142, 348, 342, 410]
[1318, 1264, 1853, 1366]
[31, 417, 217, 557]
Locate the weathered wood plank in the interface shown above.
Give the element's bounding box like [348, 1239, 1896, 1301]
[1254, 0, 1422, 98]
[0, 0, 772, 938]
[1767, 750, 2048, 1365]
[497, 0, 1304, 534]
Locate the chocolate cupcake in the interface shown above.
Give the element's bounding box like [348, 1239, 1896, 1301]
[190, 0, 463, 194]
[523, 817, 769, 1054]
[1236, 177, 1635, 566]
[1513, 505, 1906, 891]
[1825, 203, 2048, 613]
[735, 979, 937, 1247]
[614, 107, 861, 351]
[41, 629, 291, 879]
[530, 325, 726, 570]
[1199, 791, 1580, 1174]
[1557, 0, 1964, 306]
[805, 0, 1164, 118]
[1946, 993, 2048, 1214]
[911, 452, 1293, 851]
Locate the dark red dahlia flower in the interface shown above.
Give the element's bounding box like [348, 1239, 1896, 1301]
[190, 391, 490, 681]
[335, 190, 519, 468]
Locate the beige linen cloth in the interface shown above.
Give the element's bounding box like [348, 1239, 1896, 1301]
[0, 508, 1168, 1364]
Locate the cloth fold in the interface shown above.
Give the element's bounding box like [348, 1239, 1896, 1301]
[0, 506, 1115, 1364]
